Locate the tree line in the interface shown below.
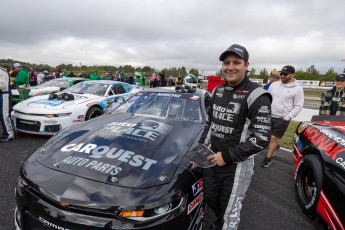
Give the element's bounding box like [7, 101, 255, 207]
[0, 58, 340, 80]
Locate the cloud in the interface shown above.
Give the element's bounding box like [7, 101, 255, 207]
[1, 0, 345, 74]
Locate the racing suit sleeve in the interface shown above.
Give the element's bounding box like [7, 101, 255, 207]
[198, 91, 214, 144]
[221, 94, 272, 164]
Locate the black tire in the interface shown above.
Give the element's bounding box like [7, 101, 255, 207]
[295, 154, 323, 218]
[85, 107, 103, 121]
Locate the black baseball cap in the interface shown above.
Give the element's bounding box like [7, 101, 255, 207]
[219, 44, 249, 62]
[336, 74, 345, 81]
[280, 65, 295, 74]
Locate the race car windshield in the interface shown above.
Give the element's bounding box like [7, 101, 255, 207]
[111, 92, 202, 122]
[38, 79, 70, 87]
[64, 82, 108, 96]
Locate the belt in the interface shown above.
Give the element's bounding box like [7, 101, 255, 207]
[1, 91, 9, 94]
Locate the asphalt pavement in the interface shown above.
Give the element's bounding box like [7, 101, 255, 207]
[0, 130, 315, 230]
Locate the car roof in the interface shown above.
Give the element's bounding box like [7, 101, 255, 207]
[86, 80, 124, 85]
[53, 77, 86, 81]
[139, 86, 207, 97]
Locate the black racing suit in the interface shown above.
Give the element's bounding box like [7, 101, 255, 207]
[199, 77, 272, 229]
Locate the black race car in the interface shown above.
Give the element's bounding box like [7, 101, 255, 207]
[293, 115, 345, 229]
[15, 88, 211, 230]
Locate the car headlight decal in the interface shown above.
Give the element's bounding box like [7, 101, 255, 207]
[119, 210, 144, 218]
[45, 113, 71, 118]
[118, 198, 183, 221]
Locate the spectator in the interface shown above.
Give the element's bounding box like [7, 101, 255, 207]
[69, 72, 75, 78]
[29, 66, 38, 86]
[149, 74, 157, 88]
[89, 70, 101, 80]
[319, 73, 345, 115]
[198, 44, 272, 229]
[13, 63, 31, 102]
[0, 67, 14, 142]
[261, 65, 304, 168]
[264, 70, 281, 90]
[159, 72, 167, 86]
[62, 69, 69, 77]
[140, 75, 146, 86]
[55, 70, 62, 78]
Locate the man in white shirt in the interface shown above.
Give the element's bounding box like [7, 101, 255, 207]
[261, 65, 304, 167]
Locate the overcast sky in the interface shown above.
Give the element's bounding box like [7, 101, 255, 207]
[2, 0, 345, 74]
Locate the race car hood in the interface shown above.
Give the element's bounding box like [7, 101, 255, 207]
[13, 93, 101, 111]
[35, 113, 202, 189]
[297, 121, 345, 172]
[28, 86, 61, 96]
[11, 86, 61, 96]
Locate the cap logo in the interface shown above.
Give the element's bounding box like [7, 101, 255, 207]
[234, 48, 243, 53]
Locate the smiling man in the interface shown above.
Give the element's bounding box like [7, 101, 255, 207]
[198, 44, 272, 229]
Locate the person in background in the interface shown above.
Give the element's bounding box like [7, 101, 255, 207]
[13, 63, 31, 102]
[62, 69, 69, 77]
[149, 74, 157, 87]
[89, 70, 101, 80]
[29, 66, 37, 86]
[0, 66, 14, 142]
[261, 65, 304, 168]
[264, 70, 280, 90]
[198, 44, 272, 229]
[319, 73, 345, 115]
[69, 71, 75, 78]
[140, 75, 146, 86]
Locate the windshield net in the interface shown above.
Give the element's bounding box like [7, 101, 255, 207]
[112, 92, 202, 122]
[65, 82, 108, 96]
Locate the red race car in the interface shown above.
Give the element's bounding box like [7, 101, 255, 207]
[293, 115, 345, 229]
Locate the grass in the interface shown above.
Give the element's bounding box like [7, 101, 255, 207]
[279, 120, 300, 149]
[303, 89, 325, 98]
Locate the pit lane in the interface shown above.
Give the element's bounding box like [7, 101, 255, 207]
[0, 131, 314, 229]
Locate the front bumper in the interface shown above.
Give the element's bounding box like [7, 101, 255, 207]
[15, 179, 201, 229]
[12, 112, 76, 135]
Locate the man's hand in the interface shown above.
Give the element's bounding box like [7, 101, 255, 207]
[283, 115, 291, 121]
[207, 152, 226, 166]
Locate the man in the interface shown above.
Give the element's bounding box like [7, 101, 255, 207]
[319, 73, 345, 115]
[62, 69, 70, 77]
[261, 65, 304, 167]
[0, 67, 14, 142]
[199, 44, 272, 229]
[264, 70, 280, 90]
[89, 70, 101, 80]
[12, 63, 30, 102]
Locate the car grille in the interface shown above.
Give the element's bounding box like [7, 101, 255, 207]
[44, 125, 61, 133]
[16, 118, 41, 132]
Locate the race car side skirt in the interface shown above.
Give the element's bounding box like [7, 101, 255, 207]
[316, 191, 344, 230]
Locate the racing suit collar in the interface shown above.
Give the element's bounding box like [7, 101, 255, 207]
[224, 76, 249, 91]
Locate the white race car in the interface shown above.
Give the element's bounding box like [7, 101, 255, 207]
[11, 77, 87, 104]
[12, 80, 137, 135]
